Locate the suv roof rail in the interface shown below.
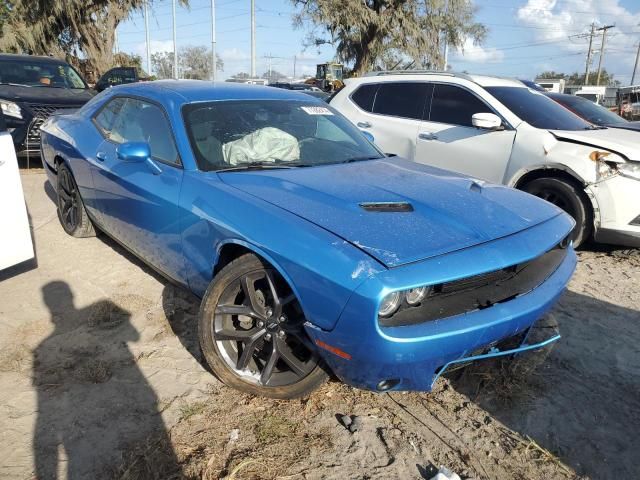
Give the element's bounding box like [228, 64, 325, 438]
[362, 70, 474, 81]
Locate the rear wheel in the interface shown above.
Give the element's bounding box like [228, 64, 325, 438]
[521, 177, 592, 247]
[198, 254, 328, 399]
[56, 163, 95, 238]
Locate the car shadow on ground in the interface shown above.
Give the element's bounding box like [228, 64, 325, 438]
[450, 290, 640, 479]
[32, 280, 180, 479]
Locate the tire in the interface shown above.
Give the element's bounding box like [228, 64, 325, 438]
[56, 162, 95, 238]
[198, 253, 329, 399]
[521, 177, 592, 247]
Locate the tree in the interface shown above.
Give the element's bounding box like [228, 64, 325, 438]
[114, 52, 148, 77]
[291, 0, 486, 76]
[262, 69, 286, 83]
[151, 47, 223, 80]
[537, 69, 619, 86]
[232, 72, 251, 79]
[151, 52, 174, 80]
[180, 45, 223, 80]
[0, 0, 188, 78]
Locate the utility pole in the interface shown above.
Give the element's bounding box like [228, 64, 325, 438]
[250, 0, 256, 77]
[293, 55, 297, 78]
[211, 0, 216, 81]
[442, 0, 449, 71]
[144, 1, 151, 75]
[632, 41, 640, 85]
[596, 24, 615, 86]
[172, 0, 178, 79]
[584, 23, 595, 84]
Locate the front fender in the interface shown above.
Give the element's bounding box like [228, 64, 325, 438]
[179, 171, 385, 331]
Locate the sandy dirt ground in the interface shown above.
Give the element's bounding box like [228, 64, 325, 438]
[1, 171, 638, 480]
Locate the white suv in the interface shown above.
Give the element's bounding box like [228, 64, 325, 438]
[330, 72, 640, 248]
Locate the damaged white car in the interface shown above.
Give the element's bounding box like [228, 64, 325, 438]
[330, 73, 640, 247]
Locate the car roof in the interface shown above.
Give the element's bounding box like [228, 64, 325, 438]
[348, 71, 526, 89]
[0, 53, 69, 64]
[111, 80, 322, 104]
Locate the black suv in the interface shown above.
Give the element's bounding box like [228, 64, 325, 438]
[0, 54, 95, 156]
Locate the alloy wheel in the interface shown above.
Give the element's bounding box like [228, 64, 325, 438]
[213, 268, 319, 387]
[57, 168, 79, 231]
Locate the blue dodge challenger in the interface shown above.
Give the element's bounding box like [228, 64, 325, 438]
[41, 81, 576, 398]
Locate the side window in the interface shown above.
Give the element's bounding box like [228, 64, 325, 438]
[429, 84, 493, 127]
[351, 84, 379, 112]
[93, 97, 126, 136]
[372, 82, 431, 120]
[109, 98, 179, 164]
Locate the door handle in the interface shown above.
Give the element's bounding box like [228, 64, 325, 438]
[418, 132, 438, 141]
[357, 121, 371, 129]
[96, 151, 107, 162]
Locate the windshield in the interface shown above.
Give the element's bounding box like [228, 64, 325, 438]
[486, 86, 593, 131]
[552, 94, 627, 126]
[0, 59, 87, 89]
[183, 100, 383, 171]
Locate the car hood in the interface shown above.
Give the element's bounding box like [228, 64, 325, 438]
[0, 85, 95, 106]
[551, 128, 640, 161]
[219, 158, 564, 268]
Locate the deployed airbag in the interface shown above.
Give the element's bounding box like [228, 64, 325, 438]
[223, 127, 299, 165]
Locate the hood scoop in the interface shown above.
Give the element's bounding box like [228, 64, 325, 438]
[359, 201, 414, 213]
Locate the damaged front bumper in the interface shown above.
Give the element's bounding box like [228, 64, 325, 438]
[588, 174, 640, 248]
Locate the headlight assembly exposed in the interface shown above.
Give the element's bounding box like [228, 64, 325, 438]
[378, 291, 401, 317]
[618, 161, 640, 181]
[0, 99, 22, 119]
[590, 150, 624, 181]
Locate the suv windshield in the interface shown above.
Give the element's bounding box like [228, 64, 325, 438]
[0, 59, 87, 89]
[183, 100, 383, 171]
[551, 94, 627, 126]
[486, 86, 593, 131]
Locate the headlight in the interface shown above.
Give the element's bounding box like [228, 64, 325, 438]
[406, 286, 429, 305]
[618, 161, 640, 181]
[0, 99, 22, 119]
[591, 150, 624, 181]
[378, 291, 401, 317]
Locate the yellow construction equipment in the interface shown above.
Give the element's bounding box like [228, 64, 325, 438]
[305, 62, 344, 92]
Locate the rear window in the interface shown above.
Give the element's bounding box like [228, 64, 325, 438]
[372, 82, 430, 120]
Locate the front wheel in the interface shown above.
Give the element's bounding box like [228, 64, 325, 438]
[521, 177, 592, 247]
[198, 254, 328, 399]
[56, 163, 95, 238]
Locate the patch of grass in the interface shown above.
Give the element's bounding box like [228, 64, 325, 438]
[179, 401, 207, 421]
[254, 414, 296, 444]
[74, 359, 112, 383]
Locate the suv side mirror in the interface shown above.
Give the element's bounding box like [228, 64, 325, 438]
[472, 112, 503, 130]
[116, 142, 151, 162]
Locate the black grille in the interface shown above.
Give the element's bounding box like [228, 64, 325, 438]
[379, 243, 568, 328]
[25, 104, 76, 148]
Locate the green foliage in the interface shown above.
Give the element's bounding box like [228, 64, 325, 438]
[291, 0, 486, 75]
[537, 69, 620, 86]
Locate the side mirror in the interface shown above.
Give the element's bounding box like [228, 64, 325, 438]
[116, 142, 151, 162]
[361, 130, 375, 143]
[472, 112, 503, 130]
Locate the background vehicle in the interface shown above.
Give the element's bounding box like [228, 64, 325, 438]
[305, 62, 344, 92]
[0, 54, 95, 158]
[546, 92, 640, 132]
[574, 85, 606, 104]
[95, 66, 148, 92]
[0, 111, 34, 271]
[40, 81, 575, 399]
[331, 71, 640, 248]
[270, 82, 329, 101]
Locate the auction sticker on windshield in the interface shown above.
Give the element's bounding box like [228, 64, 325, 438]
[301, 106, 334, 115]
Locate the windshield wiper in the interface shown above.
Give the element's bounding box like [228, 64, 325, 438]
[342, 155, 384, 163]
[0, 82, 32, 87]
[217, 161, 301, 172]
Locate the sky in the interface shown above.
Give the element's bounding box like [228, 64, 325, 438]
[117, 0, 640, 85]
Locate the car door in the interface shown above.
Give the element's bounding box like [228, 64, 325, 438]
[90, 96, 185, 281]
[0, 112, 34, 270]
[416, 83, 516, 184]
[347, 82, 431, 158]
